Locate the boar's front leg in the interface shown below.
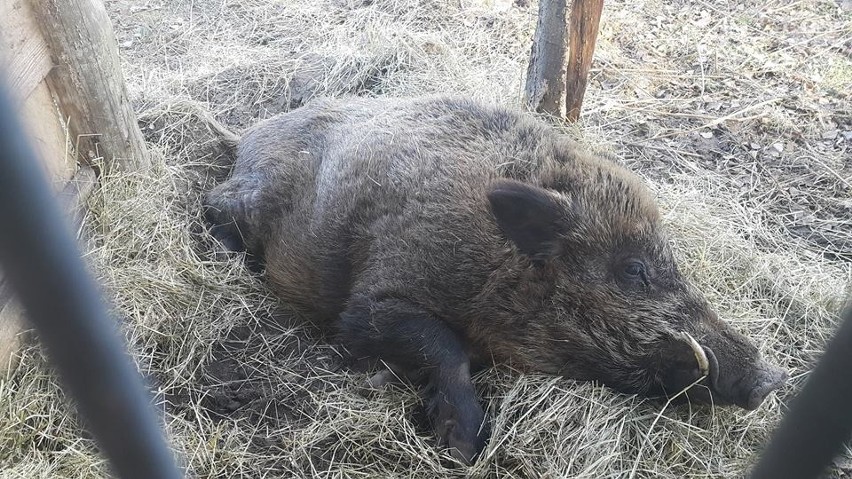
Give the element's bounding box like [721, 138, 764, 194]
[339, 294, 487, 464]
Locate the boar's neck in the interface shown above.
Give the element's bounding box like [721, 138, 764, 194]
[462, 254, 563, 371]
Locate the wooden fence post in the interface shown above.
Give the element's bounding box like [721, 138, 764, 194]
[524, 0, 568, 115]
[29, 0, 149, 171]
[0, 0, 148, 372]
[565, 0, 604, 122]
[524, 0, 604, 121]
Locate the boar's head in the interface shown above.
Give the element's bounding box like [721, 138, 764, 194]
[487, 160, 787, 410]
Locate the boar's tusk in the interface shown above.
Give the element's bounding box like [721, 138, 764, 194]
[674, 331, 710, 378]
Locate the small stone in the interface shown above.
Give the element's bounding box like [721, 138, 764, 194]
[700, 131, 714, 139]
[772, 142, 784, 153]
[491, 0, 512, 12]
[822, 129, 839, 140]
[705, 101, 723, 111]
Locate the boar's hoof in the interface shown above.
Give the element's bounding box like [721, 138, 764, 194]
[364, 369, 399, 389]
[209, 223, 245, 253]
[437, 417, 483, 465]
[433, 399, 488, 465]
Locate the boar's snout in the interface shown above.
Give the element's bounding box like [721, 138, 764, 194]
[710, 353, 788, 410]
[703, 338, 788, 410]
[661, 327, 788, 410]
[744, 363, 788, 410]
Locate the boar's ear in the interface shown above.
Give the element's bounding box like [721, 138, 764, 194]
[487, 179, 565, 260]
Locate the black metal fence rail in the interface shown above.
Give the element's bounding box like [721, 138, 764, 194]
[0, 77, 182, 478]
[750, 302, 852, 479]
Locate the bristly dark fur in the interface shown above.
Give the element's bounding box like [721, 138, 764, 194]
[203, 95, 787, 464]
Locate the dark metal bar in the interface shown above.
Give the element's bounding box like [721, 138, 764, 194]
[0, 78, 182, 478]
[751, 303, 852, 479]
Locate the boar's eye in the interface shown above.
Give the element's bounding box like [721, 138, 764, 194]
[624, 261, 643, 277]
[622, 260, 648, 284]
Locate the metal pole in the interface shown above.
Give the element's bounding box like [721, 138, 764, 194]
[0, 78, 182, 478]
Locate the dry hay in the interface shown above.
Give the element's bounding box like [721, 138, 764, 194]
[2, 0, 851, 477]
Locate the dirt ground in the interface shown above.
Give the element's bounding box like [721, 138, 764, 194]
[1, 0, 851, 477]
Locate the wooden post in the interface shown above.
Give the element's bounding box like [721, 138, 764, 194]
[564, 0, 603, 122]
[524, 0, 603, 121]
[29, 0, 149, 171]
[524, 0, 568, 115]
[58, 166, 98, 237]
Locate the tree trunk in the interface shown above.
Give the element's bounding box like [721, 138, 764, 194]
[565, 0, 604, 122]
[29, 0, 149, 171]
[524, 0, 568, 115]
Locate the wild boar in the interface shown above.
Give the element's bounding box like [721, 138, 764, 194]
[203, 95, 787, 464]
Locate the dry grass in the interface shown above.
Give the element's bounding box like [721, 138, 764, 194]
[2, 0, 851, 477]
